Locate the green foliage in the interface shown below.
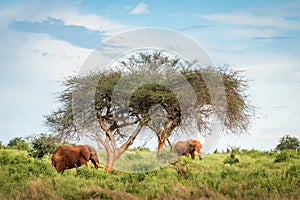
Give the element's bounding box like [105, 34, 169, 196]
[98, 150, 176, 173]
[274, 150, 300, 163]
[275, 135, 300, 151]
[6, 137, 30, 150]
[0, 149, 300, 199]
[248, 168, 268, 179]
[7, 137, 25, 147]
[0, 140, 3, 149]
[28, 133, 59, 158]
[128, 147, 151, 152]
[241, 149, 276, 158]
[286, 165, 300, 178]
[221, 168, 240, 179]
[16, 141, 30, 151]
[223, 146, 240, 165]
[76, 166, 99, 179]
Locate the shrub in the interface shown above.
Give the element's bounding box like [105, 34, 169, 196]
[223, 147, 240, 165]
[76, 166, 97, 179]
[128, 147, 151, 152]
[16, 141, 30, 151]
[220, 168, 239, 179]
[248, 168, 268, 179]
[7, 137, 25, 147]
[223, 156, 239, 165]
[274, 150, 299, 163]
[240, 149, 272, 158]
[28, 133, 59, 158]
[0, 150, 10, 165]
[286, 165, 300, 178]
[6, 137, 30, 150]
[0, 150, 32, 166]
[275, 135, 300, 151]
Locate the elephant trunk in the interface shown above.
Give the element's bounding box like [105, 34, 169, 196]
[195, 151, 203, 160]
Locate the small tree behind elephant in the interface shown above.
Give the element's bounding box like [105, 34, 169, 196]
[174, 139, 203, 160]
[51, 144, 101, 173]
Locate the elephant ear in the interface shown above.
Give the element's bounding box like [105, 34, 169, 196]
[80, 146, 90, 161]
[189, 140, 195, 146]
[188, 140, 196, 148]
[86, 145, 95, 156]
[191, 140, 202, 153]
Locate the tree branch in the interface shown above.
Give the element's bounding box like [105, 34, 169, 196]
[119, 121, 143, 152]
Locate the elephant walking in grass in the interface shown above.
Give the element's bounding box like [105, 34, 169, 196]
[51, 145, 102, 173]
[174, 139, 203, 160]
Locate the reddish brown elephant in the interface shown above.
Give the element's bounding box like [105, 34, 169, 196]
[174, 139, 203, 160]
[51, 145, 100, 173]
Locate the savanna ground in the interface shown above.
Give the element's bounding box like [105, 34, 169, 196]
[0, 148, 299, 200]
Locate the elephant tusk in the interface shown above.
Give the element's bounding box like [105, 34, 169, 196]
[96, 163, 105, 169]
[194, 151, 203, 159]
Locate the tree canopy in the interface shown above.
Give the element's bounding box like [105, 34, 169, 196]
[275, 135, 300, 151]
[45, 51, 255, 170]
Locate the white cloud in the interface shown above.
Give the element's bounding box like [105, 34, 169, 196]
[0, 1, 129, 37]
[129, 3, 149, 15]
[0, 1, 132, 144]
[0, 30, 91, 143]
[55, 12, 129, 35]
[226, 28, 279, 39]
[200, 12, 300, 30]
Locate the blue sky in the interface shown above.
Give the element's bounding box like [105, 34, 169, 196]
[0, 0, 299, 150]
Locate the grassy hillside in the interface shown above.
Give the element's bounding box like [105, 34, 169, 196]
[0, 149, 299, 199]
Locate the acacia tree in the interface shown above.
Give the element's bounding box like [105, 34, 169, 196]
[121, 53, 255, 153]
[45, 51, 255, 170]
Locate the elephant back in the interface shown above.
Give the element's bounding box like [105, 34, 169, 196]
[174, 140, 190, 155]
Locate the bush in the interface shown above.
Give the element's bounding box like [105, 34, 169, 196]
[128, 147, 151, 152]
[0, 150, 32, 166]
[7, 137, 25, 147]
[6, 137, 30, 150]
[275, 135, 300, 151]
[76, 166, 98, 179]
[16, 141, 30, 151]
[286, 165, 300, 178]
[223, 147, 240, 165]
[274, 150, 300, 163]
[241, 149, 274, 158]
[0, 150, 11, 165]
[28, 133, 59, 158]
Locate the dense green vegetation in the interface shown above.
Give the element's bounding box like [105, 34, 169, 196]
[0, 147, 299, 199]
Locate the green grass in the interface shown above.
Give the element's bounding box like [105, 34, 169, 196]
[0, 149, 299, 199]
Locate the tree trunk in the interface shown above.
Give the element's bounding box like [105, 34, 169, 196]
[97, 120, 143, 171]
[157, 134, 166, 154]
[105, 151, 115, 172]
[157, 119, 177, 154]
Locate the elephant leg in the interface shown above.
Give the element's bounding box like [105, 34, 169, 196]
[190, 151, 195, 160]
[198, 153, 203, 160]
[184, 150, 190, 157]
[55, 162, 64, 173]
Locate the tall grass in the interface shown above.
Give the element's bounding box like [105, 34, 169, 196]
[0, 149, 299, 199]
